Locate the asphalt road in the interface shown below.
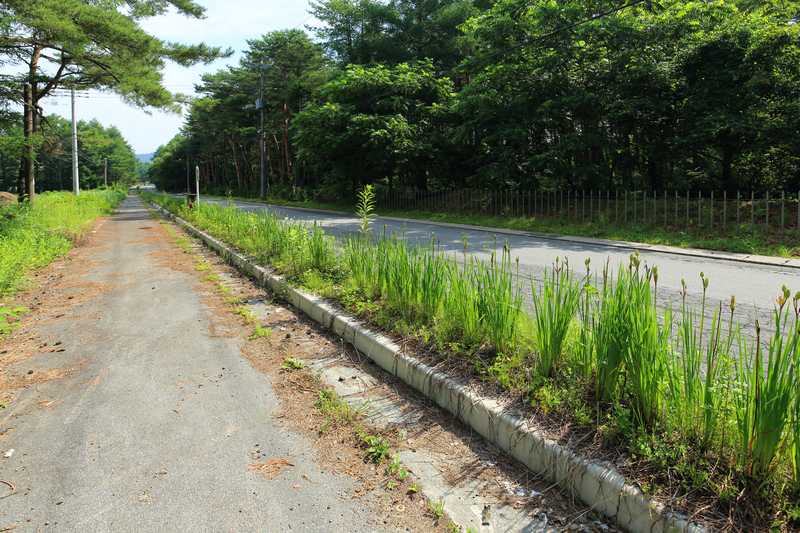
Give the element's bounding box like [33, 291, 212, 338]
[200, 196, 797, 340]
[0, 197, 381, 532]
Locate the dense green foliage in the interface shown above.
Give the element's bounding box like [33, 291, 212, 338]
[146, 191, 800, 526]
[0, 111, 138, 191]
[149, 29, 330, 195]
[0, 107, 23, 189]
[0, 0, 228, 200]
[0, 188, 125, 297]
[150, 0, 800, 200]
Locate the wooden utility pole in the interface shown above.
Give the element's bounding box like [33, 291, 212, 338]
[258, 65, 267, 199]
[103, 158, 108, 187]
[71, 88, 80, 195]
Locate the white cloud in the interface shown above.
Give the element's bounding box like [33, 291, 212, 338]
[39, 0, 313, 154]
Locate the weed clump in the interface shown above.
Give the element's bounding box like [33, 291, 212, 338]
[0, 189, 125, 298]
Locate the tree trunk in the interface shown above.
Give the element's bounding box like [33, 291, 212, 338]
[283, 102, 292, 187]
[20, 82, 35, 202]
[20, 45, 45, 202]
[272, 134, 282, 183]
[229, 138, 242, 192]
[721, 144, 734, 192]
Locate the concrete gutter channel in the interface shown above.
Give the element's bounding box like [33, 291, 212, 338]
[149, 201, 705, 533]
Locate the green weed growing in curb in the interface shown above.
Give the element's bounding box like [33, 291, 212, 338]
[386, 454, 408, 480]
[235, 305, 256, 324]
[355, 184, 376, 236]
[315, 388, 360, 427]
[428, 499, 445, 521]
[249, 325, 272, 340]
[281, 356, 305, 370]
[361, 433, 391, 464]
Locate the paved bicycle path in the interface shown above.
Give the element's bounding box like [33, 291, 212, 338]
[0, 197, 380, 532]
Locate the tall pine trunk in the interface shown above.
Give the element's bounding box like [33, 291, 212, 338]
[20, 82, 35, 202]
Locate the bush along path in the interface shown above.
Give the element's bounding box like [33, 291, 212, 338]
[0, 189, 126, 335]
[144, 191, 800, 530]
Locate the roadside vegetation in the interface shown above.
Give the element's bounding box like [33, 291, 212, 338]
[156, 211, 451, 530]
[201, 193, 800, 258]
[144, 191, 800, 528]
[0, 189, 125, 332]
[149, 1, 800, 234]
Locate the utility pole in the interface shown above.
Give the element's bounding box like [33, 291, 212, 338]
[103, 158, 108, 187]
[258, 65, 267, 199]
[195, 165, 200, 206]
[71, 88, 80, 196]
[186, 158, 190, 195]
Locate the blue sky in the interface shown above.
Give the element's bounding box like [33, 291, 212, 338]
[40, 0, 314, 154]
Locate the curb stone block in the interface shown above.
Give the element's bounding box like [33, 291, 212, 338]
[149, 202, 706, 533]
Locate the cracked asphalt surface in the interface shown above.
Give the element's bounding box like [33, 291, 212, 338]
[0, 197, 381, 532]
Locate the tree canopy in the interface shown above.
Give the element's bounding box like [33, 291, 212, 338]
[0, 111, 138, 191]
[0, 0, 230, 200]
[139, 1, 800, 200]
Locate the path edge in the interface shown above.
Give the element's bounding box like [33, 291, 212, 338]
[149, 201, 705, 533]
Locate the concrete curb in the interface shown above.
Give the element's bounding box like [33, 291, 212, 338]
[204, 194, 800, 270]
[150, 202, 705, 533]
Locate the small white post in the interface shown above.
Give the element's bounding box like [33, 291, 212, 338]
[71, 88, 80, 196]
[195, 165, 200, 206]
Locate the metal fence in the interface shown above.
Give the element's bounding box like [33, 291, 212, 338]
[378, 189, 800, 232]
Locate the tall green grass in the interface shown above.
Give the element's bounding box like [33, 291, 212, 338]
[531, 257, 583, 378]
[344, 234, 521, 354]
[0, 189, 125, 297]
[591, 262, 635, 403]
[668, 278, 736, 449]
[734, 291, 798, 479]
[144, 191, 800, 512]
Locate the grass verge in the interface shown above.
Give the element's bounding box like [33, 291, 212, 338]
[144, 191, 800, 529]
[0, 189, 126, 333]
